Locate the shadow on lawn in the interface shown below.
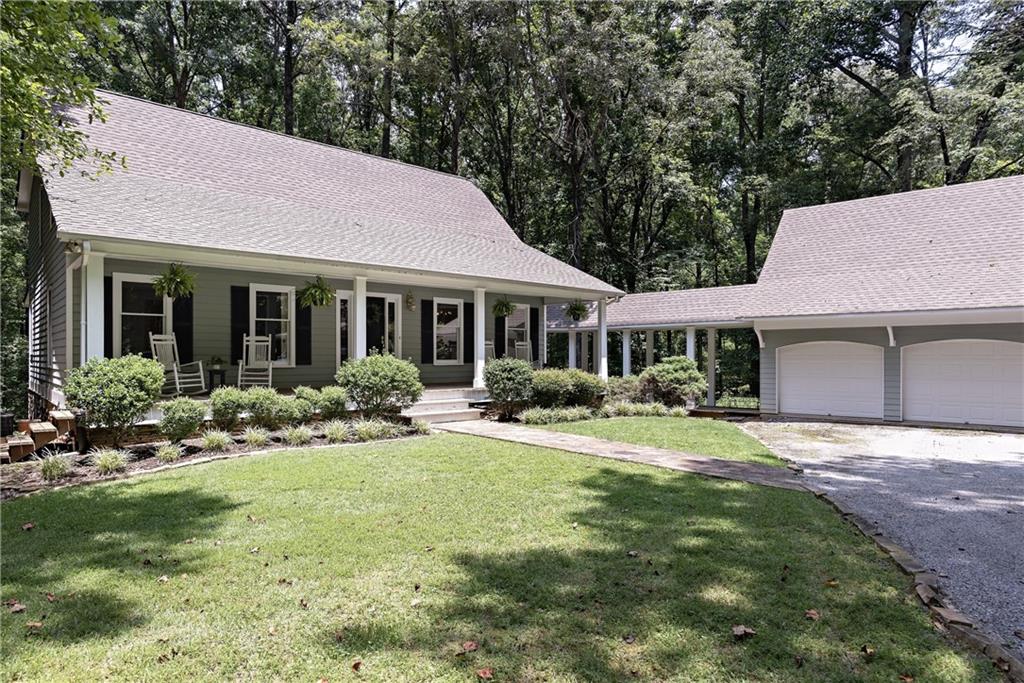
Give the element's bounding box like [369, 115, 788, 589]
[329, 466, 971, 681]
[1, 484, 238, 649]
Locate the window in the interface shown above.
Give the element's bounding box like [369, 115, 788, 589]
[433, 298, 463, 365]
[505, 303, 530, 359]
[249, 284, 295, 366]
[114, 273, 170, 358]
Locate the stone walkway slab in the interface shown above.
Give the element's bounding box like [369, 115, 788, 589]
[436, 420, 806, 491]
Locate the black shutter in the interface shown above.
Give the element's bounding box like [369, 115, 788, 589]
[296, 303, 312, 365]
[463, 301, 474, 364]
[103, 276, 112, 358]
[494, 315, 506, 358]
[230, 286, 249, 365]
[530, 306, 540, 363]
[421, 299, 432, 364]
[172, 295, 194, 363]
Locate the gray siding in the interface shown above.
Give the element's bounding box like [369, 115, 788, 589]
[760, 323, 1024, 421]
[103, 259, 542, 388]
[26, 179, 68, 405]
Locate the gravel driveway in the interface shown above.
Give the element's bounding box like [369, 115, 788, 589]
[742, 421, 1024, 658]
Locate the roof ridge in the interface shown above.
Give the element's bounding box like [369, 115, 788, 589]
[94, 89, 479, 185]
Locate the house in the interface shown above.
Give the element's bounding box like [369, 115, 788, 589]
[548, 176, 1024, 429]
[21, 91, 622, 415]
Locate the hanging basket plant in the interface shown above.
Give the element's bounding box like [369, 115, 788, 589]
[492, 297, 517, 318]
[565, 299, 589, 322]
[152, 263, 196, 299]
[297, 275, 335, 308]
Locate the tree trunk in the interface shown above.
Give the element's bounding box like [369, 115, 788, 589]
[283, 0, 298, 135]
[895, 3, 920, 192]
[380, 0, 395, 158]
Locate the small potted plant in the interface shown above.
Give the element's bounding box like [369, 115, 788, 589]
[492, 297, 517, 318]
[565, 299, 589, 321]
[209, 356, 225, 370]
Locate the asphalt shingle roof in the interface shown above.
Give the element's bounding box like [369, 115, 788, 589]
[546, 286, 757, 330]
[45, 91, 620, 295]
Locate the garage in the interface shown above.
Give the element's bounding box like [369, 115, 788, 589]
[777, 341, 884, 418]
[902, 340, 1024, 427]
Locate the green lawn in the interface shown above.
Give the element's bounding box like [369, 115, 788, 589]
[1, 434, 992, 682]
[540, 417, 786, 467]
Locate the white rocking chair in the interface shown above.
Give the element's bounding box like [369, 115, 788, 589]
[149, 332, 206, 396]
[514, 340, 541, 368]
[237, 334, 273, 388]
[483, 340, 496, 362]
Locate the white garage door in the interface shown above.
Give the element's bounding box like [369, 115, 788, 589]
[778, 342, 884, 418]
[903, 340, 1024, 428]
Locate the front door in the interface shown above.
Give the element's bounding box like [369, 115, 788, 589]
[365, 295, 400, 356]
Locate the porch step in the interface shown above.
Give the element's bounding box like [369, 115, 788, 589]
[404, 408, 483, 424]
[6, 433, 36, 462]
[28, 422, 59, 450]
[420, 387, 488, 401]
[48, 410, 76, 436]
[405, 398, 476, 413]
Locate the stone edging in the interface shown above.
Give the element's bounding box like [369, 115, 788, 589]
[806, 484, 1023, 681]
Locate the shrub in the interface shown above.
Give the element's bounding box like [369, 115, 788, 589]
[284, 424, 313, 446]
[244, 387, 288, 430]
[156, 444, 182, 463]
[317, 386, 349, 420]
[293, 385, 321, 409]
[669, 406, 689, 418]
[91, 448, 128, 475]
[322, 419, 351, 443]
[411, 419, 431, 435]
[484, 357, 533, 420]
[40, 453, 70, 481]
[352, 419, 400, 442]
[201, 430, 233, 452]
[518, 406, 594, 425]
[242, 426, 270, 448]
[210, 387, 247, 430]
[64, 355, 165, 445]
[639, 356, 707, 407]
[565, 369, 606, 407]
[606, 375, 644, 403]
[599, 401, 669, 418]
[158, 397, 206, 442]
[531, 369, 574, 408]
[279, 397, 315, 425]
[336, 355, 423, 417]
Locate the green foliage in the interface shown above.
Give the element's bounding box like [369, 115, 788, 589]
[209, 387, 246, 431]
[156, 444, 182, 464]
[151, 263, 196, 299]
[243, 387, 288, 430]
[352, 419, 401, 442]
[518, 406, 594, 425]
[565, 300, 588, 321]
[317, 386, 349, 420]
[284, 424, 313, 446]
[639, 357, 707, 407]
[90, 448, 128, 475]
[564, 369, 606, 407]
[64, 355, 165, 445]
[335, 355, 423, 418]
[40, 453, 70, 481]
[530, 369, 574, 408]
[158, 397, 206, 442]
[599, 401, 669, 418]
[483, 357, 534, 420]
[411, 419, 431, 435]
[296, 275, 334, 307]
[606, 375, 644, 403]
[201, 430, 233, 452]
[280, 397, 315, 426]
[322, 419, 351, 444]
[491, 297, 517, 318]
[292, 385, 322, 409]
[242, 426, 271, 448]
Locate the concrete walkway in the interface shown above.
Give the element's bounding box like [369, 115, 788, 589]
[436, 420, 805, 491]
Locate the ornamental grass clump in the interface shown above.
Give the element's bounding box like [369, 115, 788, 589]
[411, 419, 431, 435]
[40, 453, 70, 481]
[158, 397, 206, 442]
[599, 401, 668, 418]
[156, 444, 183, 464]
[352, 419, 400, 442]
[201, 430, 233, 452]
[91, 448, 128, 475]
[518, 406, 594, 425]
[284, 424, 313, 446]
[242, 426, 271, 448]
[322, 420, 351, 444]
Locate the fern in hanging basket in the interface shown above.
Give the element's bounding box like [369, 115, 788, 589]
[152, 263, 196, 299]
[297, 275, 335, 307]
[565, 299, 589, 321]
[492, 297, 517, 318]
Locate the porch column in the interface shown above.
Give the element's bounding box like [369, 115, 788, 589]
[645, 330, 655, 367]
[83, 252, 105, 360]
[597, 299, 609, 381]
[621, 329, 632, 376]
[706, 327, 716, 407]
[353, 276, 367, 359]
[581, 331, 589, 372]
[568, 330, 577, 369]
[685, 326, 696, 361]
[472, 287, 486, 388]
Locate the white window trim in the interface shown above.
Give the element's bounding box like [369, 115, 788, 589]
[336, 289, 353, 368]
[113, 272, 173, 358]
[504, 302, 531, 356]
[433, 297, 464, 366]
[249, 283, 296, 368]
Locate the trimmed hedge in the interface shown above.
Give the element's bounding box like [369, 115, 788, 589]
[64, 355, 165, 446]
[639, 356, 707, 407]
[336, 355, 423, 418]
[484, 357, 534, 420]
[158, 397, 206, 442]
[209, 387, 247, 430]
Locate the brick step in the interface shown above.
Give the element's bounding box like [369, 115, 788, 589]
[404, 408, 482, 424]
[28, 421, 59, 450]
